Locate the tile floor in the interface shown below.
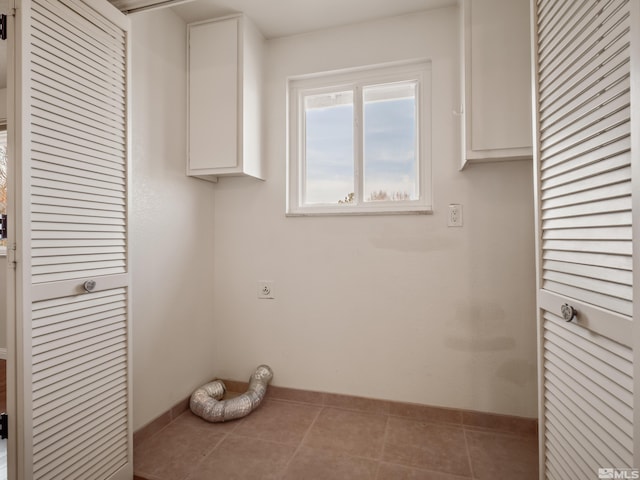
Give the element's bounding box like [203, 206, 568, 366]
[134, 395, 538, 480]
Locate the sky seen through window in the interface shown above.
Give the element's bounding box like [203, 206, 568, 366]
[304, 83, 417, 205]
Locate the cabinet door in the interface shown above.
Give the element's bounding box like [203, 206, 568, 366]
[188, 17, 239, 173]
[462, 0, 533, 166]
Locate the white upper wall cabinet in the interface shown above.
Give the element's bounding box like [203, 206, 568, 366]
[460, 0, 533, 168]
[188, 14, 264, 181]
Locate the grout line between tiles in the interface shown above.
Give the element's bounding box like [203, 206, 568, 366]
[207, 428, 231, 455]
[136, 412, 236, 480]
[136, 389, 537, 445]
[462, 428, 475, 480]
[134, 419, 175, 452]
[373, 414, 392, 480]
[386, 412, 462, 427]
[226, 429, 305, 449]
[278, 405, 324, 478]
[377, 461, 476, 480]
[182, 431, 229, 480]
[273, 397, 526, 434]
[462, 423, 536, 438]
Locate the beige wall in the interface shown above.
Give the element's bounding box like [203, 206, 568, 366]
[130, 9, 218, 430]
[208, 7, 538, 418]
[129, 4, 537, 428]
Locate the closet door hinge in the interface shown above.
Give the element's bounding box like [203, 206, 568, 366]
[7, 243, 16, 269]
[0, 413, 7, 439]
[0, 216, 14, 269]
[0, 14, 6, 41]
[0, 214, 6, 239]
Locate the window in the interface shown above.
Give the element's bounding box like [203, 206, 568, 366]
[288, 61, 431, 215]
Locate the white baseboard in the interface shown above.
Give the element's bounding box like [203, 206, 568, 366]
[0, 348, 7, 360]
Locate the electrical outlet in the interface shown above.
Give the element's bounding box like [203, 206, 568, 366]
[448, 204, 463, 227]
[257, 281, 275, 299]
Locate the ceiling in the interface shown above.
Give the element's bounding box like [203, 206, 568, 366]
[0, 0, 457, 89]
[170, 0, 457, 39]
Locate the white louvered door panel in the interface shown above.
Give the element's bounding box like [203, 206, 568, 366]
[532, 0, 638, 478]
[11, 0, 131, 478]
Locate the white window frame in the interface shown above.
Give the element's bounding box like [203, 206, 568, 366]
[287, 60, 432, 216]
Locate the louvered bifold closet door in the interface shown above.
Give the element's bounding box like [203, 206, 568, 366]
[533, 0, 635, 478]
[14, 0, 132, 478]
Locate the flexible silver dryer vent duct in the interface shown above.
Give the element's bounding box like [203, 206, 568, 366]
[190, 365, 273, 422]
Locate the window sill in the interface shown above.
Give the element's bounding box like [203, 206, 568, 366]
[286, 205, 433, 217]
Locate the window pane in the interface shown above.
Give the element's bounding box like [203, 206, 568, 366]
[304, 91, 354, 205]
[363, 82, 417, 202]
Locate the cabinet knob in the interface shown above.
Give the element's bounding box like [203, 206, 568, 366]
[561, 303, 577, 322]
[83, 280, 97, 293]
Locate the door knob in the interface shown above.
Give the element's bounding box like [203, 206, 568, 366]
[561, 303, 577, 322]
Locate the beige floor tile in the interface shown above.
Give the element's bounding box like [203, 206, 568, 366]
[282, 447, 378, 480]
[233, 399, 322, 445]
[376, 462, 472, 479]
[186, 435, 296, 480]
[134, 397, 538, 480]
[383, 417, 471, 477]
[302, 407, 388, 459]
[134, 419, 226, 480]
[465, 429, 538, 480]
